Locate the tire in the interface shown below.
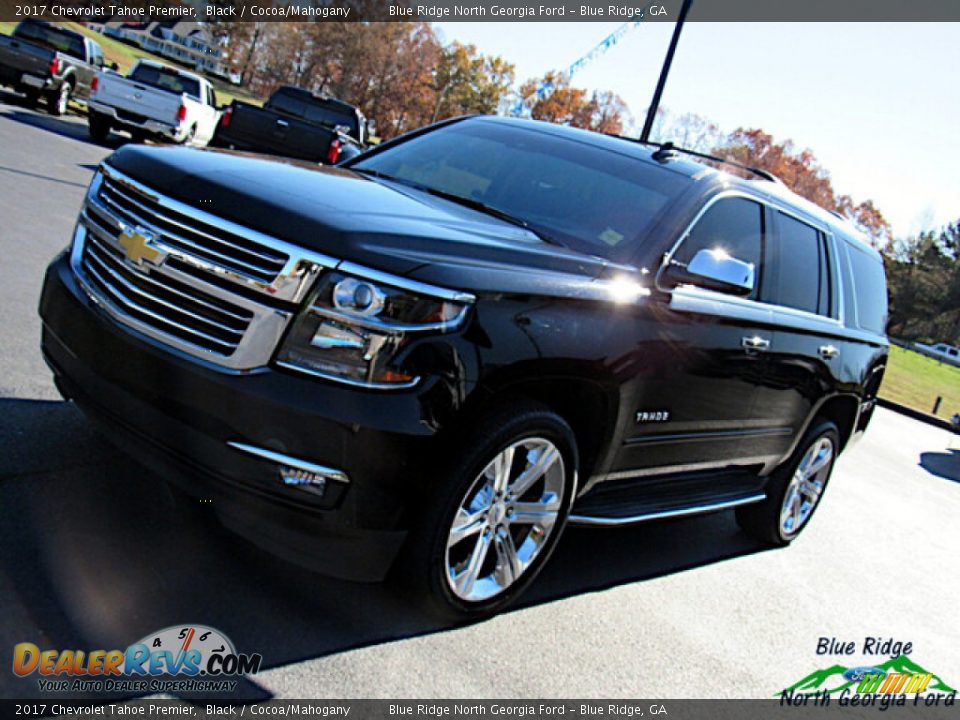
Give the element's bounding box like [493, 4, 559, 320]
[88, 112, 110, 143]
[736, 419, 840, 546]
[47, 81, 71, 116]
[397, 400, 578, 621]
[179, 124, 197, 146]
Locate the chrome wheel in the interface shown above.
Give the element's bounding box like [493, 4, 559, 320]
[780, 435, 834, 536]
[56, 83, 70, 115]
[445, 437, 566, 603]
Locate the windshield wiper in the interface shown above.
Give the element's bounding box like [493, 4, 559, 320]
[352, 168, 559, 246]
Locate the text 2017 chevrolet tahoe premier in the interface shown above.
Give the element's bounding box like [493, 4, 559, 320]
[39, 116, 888, 619]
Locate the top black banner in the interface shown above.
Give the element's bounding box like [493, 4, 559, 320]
[1, 0, 959, 23]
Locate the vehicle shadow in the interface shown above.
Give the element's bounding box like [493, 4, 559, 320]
[0, 397, 769, 701]
[0, 98, 125, 150]
[919, 449, 960, 484]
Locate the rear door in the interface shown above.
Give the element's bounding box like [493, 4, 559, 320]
[611, 195, 776, 476]
[751, 209, 847, 463]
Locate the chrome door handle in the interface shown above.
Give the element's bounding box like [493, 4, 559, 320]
[742, 335, 771, 352]
[276, 119, 289, 127]
[819, 344, 840, 359]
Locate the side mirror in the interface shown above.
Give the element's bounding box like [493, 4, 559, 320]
[672, 248, 755, 295]
[109, 62, 119, 72]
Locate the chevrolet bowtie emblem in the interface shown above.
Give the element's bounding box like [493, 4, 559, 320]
[118, 226, 164, 267]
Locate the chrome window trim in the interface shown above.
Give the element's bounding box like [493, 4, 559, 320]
[657, 189, 876, 338]
[824, 231, 846, 326]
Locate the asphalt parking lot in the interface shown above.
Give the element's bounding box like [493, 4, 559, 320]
[1, 94, 958, 701]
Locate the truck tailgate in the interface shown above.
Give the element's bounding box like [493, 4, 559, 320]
[0, 36, 53, 78]
[222, 103, 335, 161]
[96, 75, 182, 125]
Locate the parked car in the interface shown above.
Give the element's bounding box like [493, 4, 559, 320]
[39, 116, 889, 619]
[211, 86, 365, 164]
[87, 60, 220, 147]
[913, 341, 960, 367]
[0, 20, 110, 115]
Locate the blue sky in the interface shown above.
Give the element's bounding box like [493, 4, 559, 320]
[434, 22, 960, 238]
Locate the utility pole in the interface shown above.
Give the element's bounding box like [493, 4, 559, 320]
[639, 0, 695, 144]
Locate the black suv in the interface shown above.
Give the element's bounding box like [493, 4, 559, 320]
[39, 116, 888, 618]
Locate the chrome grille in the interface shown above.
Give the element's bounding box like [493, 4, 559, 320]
[70, 166, 334, 371]
[81, 231, 253, 356]
[97, 173, 289, 284]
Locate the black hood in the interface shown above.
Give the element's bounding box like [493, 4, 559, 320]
[105, 145, 621, 294]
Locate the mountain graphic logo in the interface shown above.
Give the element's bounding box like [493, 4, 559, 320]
[780, 655, 956, 696]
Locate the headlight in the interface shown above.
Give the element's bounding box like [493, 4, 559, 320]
[275, 270, 472, 389]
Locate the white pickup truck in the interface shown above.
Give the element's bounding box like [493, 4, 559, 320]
[87, 60, 220, 147]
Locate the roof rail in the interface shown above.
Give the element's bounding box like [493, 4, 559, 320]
[613, 137, 783, 184]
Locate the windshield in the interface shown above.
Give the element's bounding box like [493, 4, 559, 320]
[129, 64, 201, 101]
[15, 21, 85, 61]
[350, 120, 690, 259]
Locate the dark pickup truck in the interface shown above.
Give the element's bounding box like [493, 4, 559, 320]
[211, 86, 366, 164]
[0, 20, 110, 116]
[40, 116, 888, 620]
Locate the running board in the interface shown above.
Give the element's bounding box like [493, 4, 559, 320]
[569, 493, 766, 526]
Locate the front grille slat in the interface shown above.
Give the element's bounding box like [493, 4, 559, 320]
[85, 246, 245, 339]
[83, 257, 240, 354]
[97, 192, 280, 284]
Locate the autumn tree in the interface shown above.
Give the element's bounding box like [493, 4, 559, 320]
[518, 72, 630, 134]
[715, 128, 892, 243]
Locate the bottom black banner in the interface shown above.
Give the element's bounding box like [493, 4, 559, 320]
[1, 698, 957, 720]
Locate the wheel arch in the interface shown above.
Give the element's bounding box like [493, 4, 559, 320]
[455, 370, 620, 484]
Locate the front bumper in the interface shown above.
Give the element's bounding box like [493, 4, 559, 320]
[88, 100, 185, 142]
[39, 254, 441, 581]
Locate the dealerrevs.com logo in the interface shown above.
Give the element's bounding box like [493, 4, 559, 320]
[12, 625, 262, 693]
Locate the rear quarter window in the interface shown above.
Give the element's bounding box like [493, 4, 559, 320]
[845, 241, 888, 334]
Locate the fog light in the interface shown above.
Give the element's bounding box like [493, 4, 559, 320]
[280, 467, 327, 496]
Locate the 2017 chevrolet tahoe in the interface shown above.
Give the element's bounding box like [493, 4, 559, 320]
[39, 116, 889, 619]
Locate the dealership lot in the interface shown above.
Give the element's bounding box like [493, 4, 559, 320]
[1, 96, 958, 700]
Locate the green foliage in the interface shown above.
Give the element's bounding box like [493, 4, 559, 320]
[885, 220, 960, 344]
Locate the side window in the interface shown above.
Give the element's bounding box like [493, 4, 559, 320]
[846, 242, 888, 334]
[673, 197, 764, 298]
[765, 212, 827, 315]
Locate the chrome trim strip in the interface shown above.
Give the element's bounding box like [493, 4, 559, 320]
[568, 494, 766, 527]
[338, 261, 477, 304]
[601, 457, 776, 482]
[274, 360, 421, 390]
[227, 441, 350, 484]
[624, 427, 792, 446]
[308, 305, 470, 334]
